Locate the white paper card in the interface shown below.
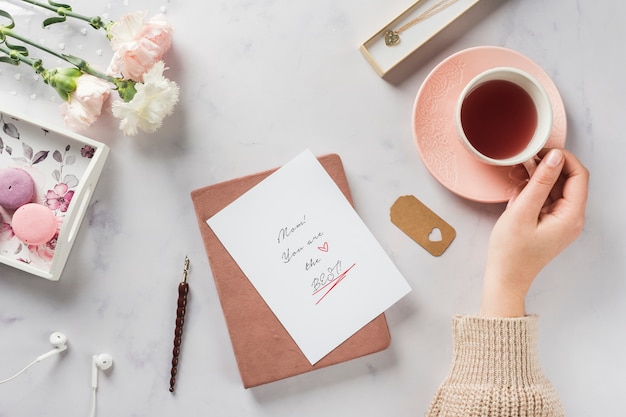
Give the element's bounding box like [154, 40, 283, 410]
[207, 150, 411, 364]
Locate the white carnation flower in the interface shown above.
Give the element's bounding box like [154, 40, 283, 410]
[111, 61, 179, 136]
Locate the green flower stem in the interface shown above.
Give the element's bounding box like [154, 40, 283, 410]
[19, 0, 107, 29]
[0, 43, 74, 101]
[0, 25, 116, 82]
[0, 43, 42, 70]
[1, 26, 63, 63]
[0, 10, 136, 101]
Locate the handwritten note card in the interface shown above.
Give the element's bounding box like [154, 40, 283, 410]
[207, 150, 411, 364]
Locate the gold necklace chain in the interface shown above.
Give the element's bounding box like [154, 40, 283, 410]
[384, 0, 459, 46]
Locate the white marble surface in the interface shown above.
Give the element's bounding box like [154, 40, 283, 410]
[0, 0, 623, 415]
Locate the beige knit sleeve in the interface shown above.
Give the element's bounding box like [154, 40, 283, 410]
[426, 315, 564, 417]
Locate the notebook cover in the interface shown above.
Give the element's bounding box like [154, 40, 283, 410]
[190, 153, 391, 388]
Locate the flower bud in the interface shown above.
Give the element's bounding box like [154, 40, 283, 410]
[42, 67, 82, 101]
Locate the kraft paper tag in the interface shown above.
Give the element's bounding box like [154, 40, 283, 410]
[390, 195, 455, 257]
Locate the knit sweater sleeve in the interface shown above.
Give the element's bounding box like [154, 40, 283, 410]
[426, 315, 564, 417]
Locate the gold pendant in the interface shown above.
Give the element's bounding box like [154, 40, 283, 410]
[384, 30, 400, 46]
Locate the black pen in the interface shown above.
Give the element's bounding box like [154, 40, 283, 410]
[169, 256, 190, 393]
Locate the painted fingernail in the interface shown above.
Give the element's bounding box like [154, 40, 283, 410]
[545, 149, 563, 167]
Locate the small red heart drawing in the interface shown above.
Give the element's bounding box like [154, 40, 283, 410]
[317, 242, 329, 252]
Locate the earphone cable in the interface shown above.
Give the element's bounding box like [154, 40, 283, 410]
[0, 359, 39, 384]
[89, 387, 97, 417]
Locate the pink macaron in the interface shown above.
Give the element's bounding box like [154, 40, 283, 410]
[11, 203, 58, 245]
[0, 167, 35, 209]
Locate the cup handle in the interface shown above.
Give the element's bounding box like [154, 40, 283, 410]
[522, 157, 539, 177]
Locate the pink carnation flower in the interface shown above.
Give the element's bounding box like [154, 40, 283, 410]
[45, 183, 75, 213]
[107, 12, 174, 82]
[60, 73, 111, 131]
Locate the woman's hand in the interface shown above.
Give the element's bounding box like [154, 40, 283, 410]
[480, 148, 590, 317]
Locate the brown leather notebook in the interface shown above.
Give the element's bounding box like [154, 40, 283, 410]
[190, 153, 391, 388]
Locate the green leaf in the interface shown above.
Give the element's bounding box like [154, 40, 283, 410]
[0, 10, 16, 29]
[47, 1, 72, 10]
[43, 16, 67, 27]
[0, 55, 19, 65]
[5, 40, 28, 56]
[62, 54, 86, 68]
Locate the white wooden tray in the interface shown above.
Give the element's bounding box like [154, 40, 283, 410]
[0, 109, 109, 280]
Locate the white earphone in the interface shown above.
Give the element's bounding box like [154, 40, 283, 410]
[91, 353, 113, 389]
[1, 332, 113, 417]
[37, 332, 69, 361]
[89, 353, 113, 417]
[0, 331, 68, 384]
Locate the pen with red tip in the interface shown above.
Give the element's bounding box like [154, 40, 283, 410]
[169, 256, 190, 393]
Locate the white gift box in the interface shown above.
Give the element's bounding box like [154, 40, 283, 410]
[360, 0, 481, 77]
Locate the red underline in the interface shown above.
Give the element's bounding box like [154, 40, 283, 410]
[313, 263, 356, 305]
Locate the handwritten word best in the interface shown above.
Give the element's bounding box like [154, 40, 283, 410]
[312, 261, 356, 305]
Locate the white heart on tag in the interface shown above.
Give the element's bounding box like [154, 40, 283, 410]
[428, 227, 443, 242]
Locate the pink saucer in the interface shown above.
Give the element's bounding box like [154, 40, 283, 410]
[412, 46, 567, 203]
